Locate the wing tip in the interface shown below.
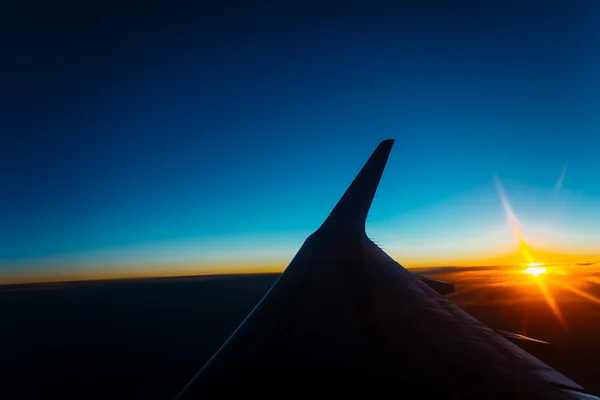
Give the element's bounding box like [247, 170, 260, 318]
[377, 139, 395, 154]
[318, 139, 395, 236]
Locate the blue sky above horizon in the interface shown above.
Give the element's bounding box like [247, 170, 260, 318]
[2, 1, 600, 282]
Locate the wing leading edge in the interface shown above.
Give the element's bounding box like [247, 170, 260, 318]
[175, 140, 598, 400]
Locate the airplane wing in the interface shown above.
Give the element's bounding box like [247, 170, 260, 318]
[175, 140, 598, 399]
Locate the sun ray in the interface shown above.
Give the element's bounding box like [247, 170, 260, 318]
[584, 277, 600, 285]
[555, 280, 600, 307]
[536, 278, 567, 328]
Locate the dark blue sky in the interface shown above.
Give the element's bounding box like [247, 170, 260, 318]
[2, 1, 599, 281]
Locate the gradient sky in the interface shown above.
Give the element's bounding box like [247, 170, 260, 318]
[2, 1, 600, 283]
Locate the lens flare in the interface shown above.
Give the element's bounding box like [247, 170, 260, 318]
[494, 176, 534, 265]
[494, 176, 566, 328]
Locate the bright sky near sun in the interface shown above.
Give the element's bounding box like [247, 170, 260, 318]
[2, 2, 600, 283]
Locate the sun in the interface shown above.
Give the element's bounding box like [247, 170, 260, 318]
[523, 265, 547, 277]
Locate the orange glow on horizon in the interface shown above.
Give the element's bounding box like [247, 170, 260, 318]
[0, 262, 287, 286]
[3, 253, 600, 286]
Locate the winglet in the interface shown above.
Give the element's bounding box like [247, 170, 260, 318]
[318, 139, 394, 237]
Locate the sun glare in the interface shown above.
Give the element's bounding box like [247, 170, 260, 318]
[523, 266, 547, 277]
[527, 262, 543, 267]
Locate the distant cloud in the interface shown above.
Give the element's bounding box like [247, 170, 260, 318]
[411, 265, 512, 275]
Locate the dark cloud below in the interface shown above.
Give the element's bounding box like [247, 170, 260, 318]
[3, 270, 600, 397]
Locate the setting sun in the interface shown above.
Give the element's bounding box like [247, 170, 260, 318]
[523, 266, 547, 277]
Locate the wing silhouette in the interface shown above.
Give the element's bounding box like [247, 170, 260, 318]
[175, 140, 598, 400]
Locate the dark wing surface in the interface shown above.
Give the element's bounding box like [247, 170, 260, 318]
[175, 140, 598, 400]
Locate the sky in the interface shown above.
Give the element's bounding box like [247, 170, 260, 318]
[2, 1, 600, 283]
